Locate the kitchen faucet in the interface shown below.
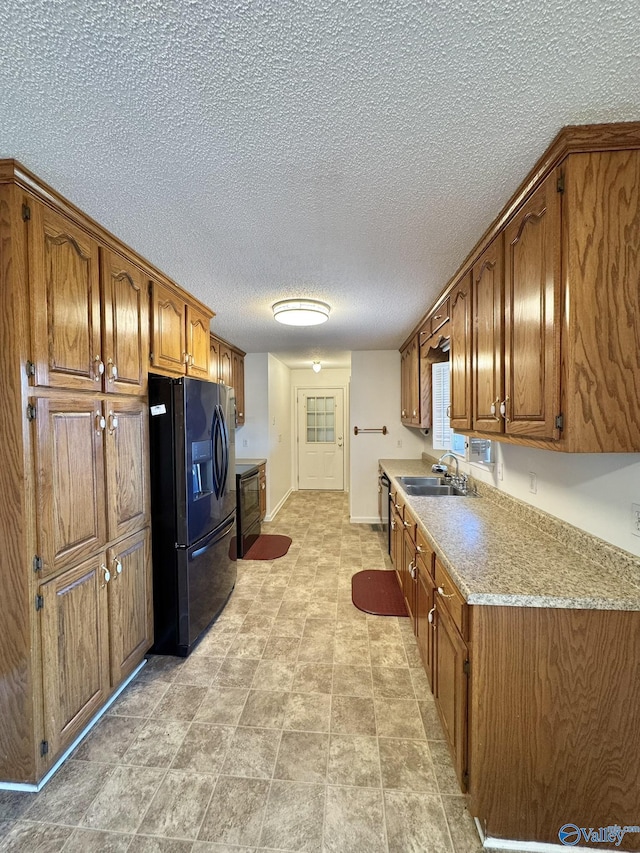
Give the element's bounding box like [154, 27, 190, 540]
[434, 452, 459, 478]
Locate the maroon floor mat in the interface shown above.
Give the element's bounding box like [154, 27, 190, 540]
[230, 534, 292, 561]
[351, 569, 408, 617]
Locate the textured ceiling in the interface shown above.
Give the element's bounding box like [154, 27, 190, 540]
[2, 0, 639, 368]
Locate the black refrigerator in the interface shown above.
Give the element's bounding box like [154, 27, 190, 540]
[148, 374, 237, 656]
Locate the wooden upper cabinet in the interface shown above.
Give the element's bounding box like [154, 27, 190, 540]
[150, 279, 187, 375]
[209, 335, 221, 382]
[472, 235, 504, 433]
[29, 200, 102, 391]
[104, 398, 150, 542]
[218, 343, 232, 386]
[449, 272, 473, 430]
[40, 554, 110, 761]
[106, 528, 152, 687]
[101, 249, 149, 396]
[33, 396, 107, 576]
[185, 304, 210, 379]
[232, 349, 245, 424]
[400, 335, 420, 425]
[504, 171, 561, 439]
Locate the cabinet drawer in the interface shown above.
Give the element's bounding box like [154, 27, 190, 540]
[416, 527, 434, 576]
[435, 558, 467, 639]
[431, 297, 450, 334]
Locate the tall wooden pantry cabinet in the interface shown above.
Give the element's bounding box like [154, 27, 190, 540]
[0, 161, 171, 787]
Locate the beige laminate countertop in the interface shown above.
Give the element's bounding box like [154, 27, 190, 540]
[379, 458, 640, 611]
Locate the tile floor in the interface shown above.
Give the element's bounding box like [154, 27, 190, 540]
[0, 491, 492, 853]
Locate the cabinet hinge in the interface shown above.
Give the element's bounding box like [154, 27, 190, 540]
[40, 740, 49, 757]
[33, 555, 43, 572]
[26, 403, 37, 421]
[463, 659, 470, 675]
[35, 594, 44, 611]
[22, 203, 31, 221]
[25, 360, 36, 378]
[555, 413, 564, 430]
[556, 172, 564, 194]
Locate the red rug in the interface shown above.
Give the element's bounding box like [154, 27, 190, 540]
[351, 570, 408, 617]
[230, 534, 292, 561]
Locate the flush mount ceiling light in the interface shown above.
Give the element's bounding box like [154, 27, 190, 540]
[272, 299, 331, 326]
[312, 361, 321, 373]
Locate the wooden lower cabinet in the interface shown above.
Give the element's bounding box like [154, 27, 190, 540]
[401, 514, 417, 621]
[414, 538, 435, 688]
[434, 598, 469, 791]
[40, 554, 111, 761]
[107, 529, 153, 686]
[39, 529, 152, 766]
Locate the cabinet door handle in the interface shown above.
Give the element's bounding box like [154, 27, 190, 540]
[101, 564, 111, 586]
[93, 356, 105, 381]
[95, 411, 106, 433]
[390, 519, 396, 529]
[401, 409, 406, 418]
[489, 396, 500, 419]
[113, 558, 122, 576]
[403, 520, 411, 528]
[108, 411, 119, 434]
[183, 351, 189, 364]
[437, 585, 455, 599]
[500, 397, 511, 423]
[428, 606, 436, 628]
[107, 359, 118, 381]
[416, 544, 425, 554]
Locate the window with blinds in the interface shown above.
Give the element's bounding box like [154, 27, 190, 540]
[432, 362, 452, 450]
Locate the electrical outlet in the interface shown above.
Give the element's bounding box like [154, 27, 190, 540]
[528, 472, 537, 494]
[243, 439, 248, 447]
[497, 462, 504, 481]
[397, 439, 402, 448]
[632, 503, 640, 537]
[278, 434, 282, 443]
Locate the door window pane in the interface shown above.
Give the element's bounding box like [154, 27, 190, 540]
[305, 396, 336, 443]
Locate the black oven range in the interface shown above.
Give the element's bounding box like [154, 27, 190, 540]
[236, 462, 262, 558]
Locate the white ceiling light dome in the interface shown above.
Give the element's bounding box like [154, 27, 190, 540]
[272, 299, 331, 326]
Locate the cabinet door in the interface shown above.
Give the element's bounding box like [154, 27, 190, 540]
[400, 337, 419, 424]
[390, 502, 403, 584]
[186, 304, 210, 379]
[449, 273, 473, 430]
[104, 398, 150, 542]
[29, 200, 102, 391]
[40, 555, 110, 760]
[434, 600, 469, 791]
[473, 235, 504, 433]
[34, 397, 107, 575]
[416, 558, 435, 689]
[232, 350, 245, 425]
[101, 249, 149, 396]
[107, 529, 153, 687]
[150, 280, 186, 375]
[209, 335, 221, 382]
[219, 343, 233, 386]
[504, 172, 561, 438]
[402, 527, 416, 622]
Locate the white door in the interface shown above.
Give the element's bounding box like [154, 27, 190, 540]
[297, 388, 344, 490]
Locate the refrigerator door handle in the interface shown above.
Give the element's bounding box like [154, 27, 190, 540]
[211, 406, 223, 499]
[190, 518, 235, 559]
[218, 404, 229, 496]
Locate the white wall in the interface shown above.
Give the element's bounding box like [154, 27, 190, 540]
[235, 352, 269, 459]
[422, 430, 640, 558]
[349, 351, 426, 523]
[267, 354, 293, 517]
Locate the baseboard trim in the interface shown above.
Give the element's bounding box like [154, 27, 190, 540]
[476, 819, 607, 852]
[350, 516, 382, 525]
[265, 487, 293, 522]
[0, 659, 147, 792]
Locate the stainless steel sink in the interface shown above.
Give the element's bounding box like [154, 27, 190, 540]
[402, 484, 468, 496]
[397, 476, 443, 487]
[396, 475, 473, 497]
